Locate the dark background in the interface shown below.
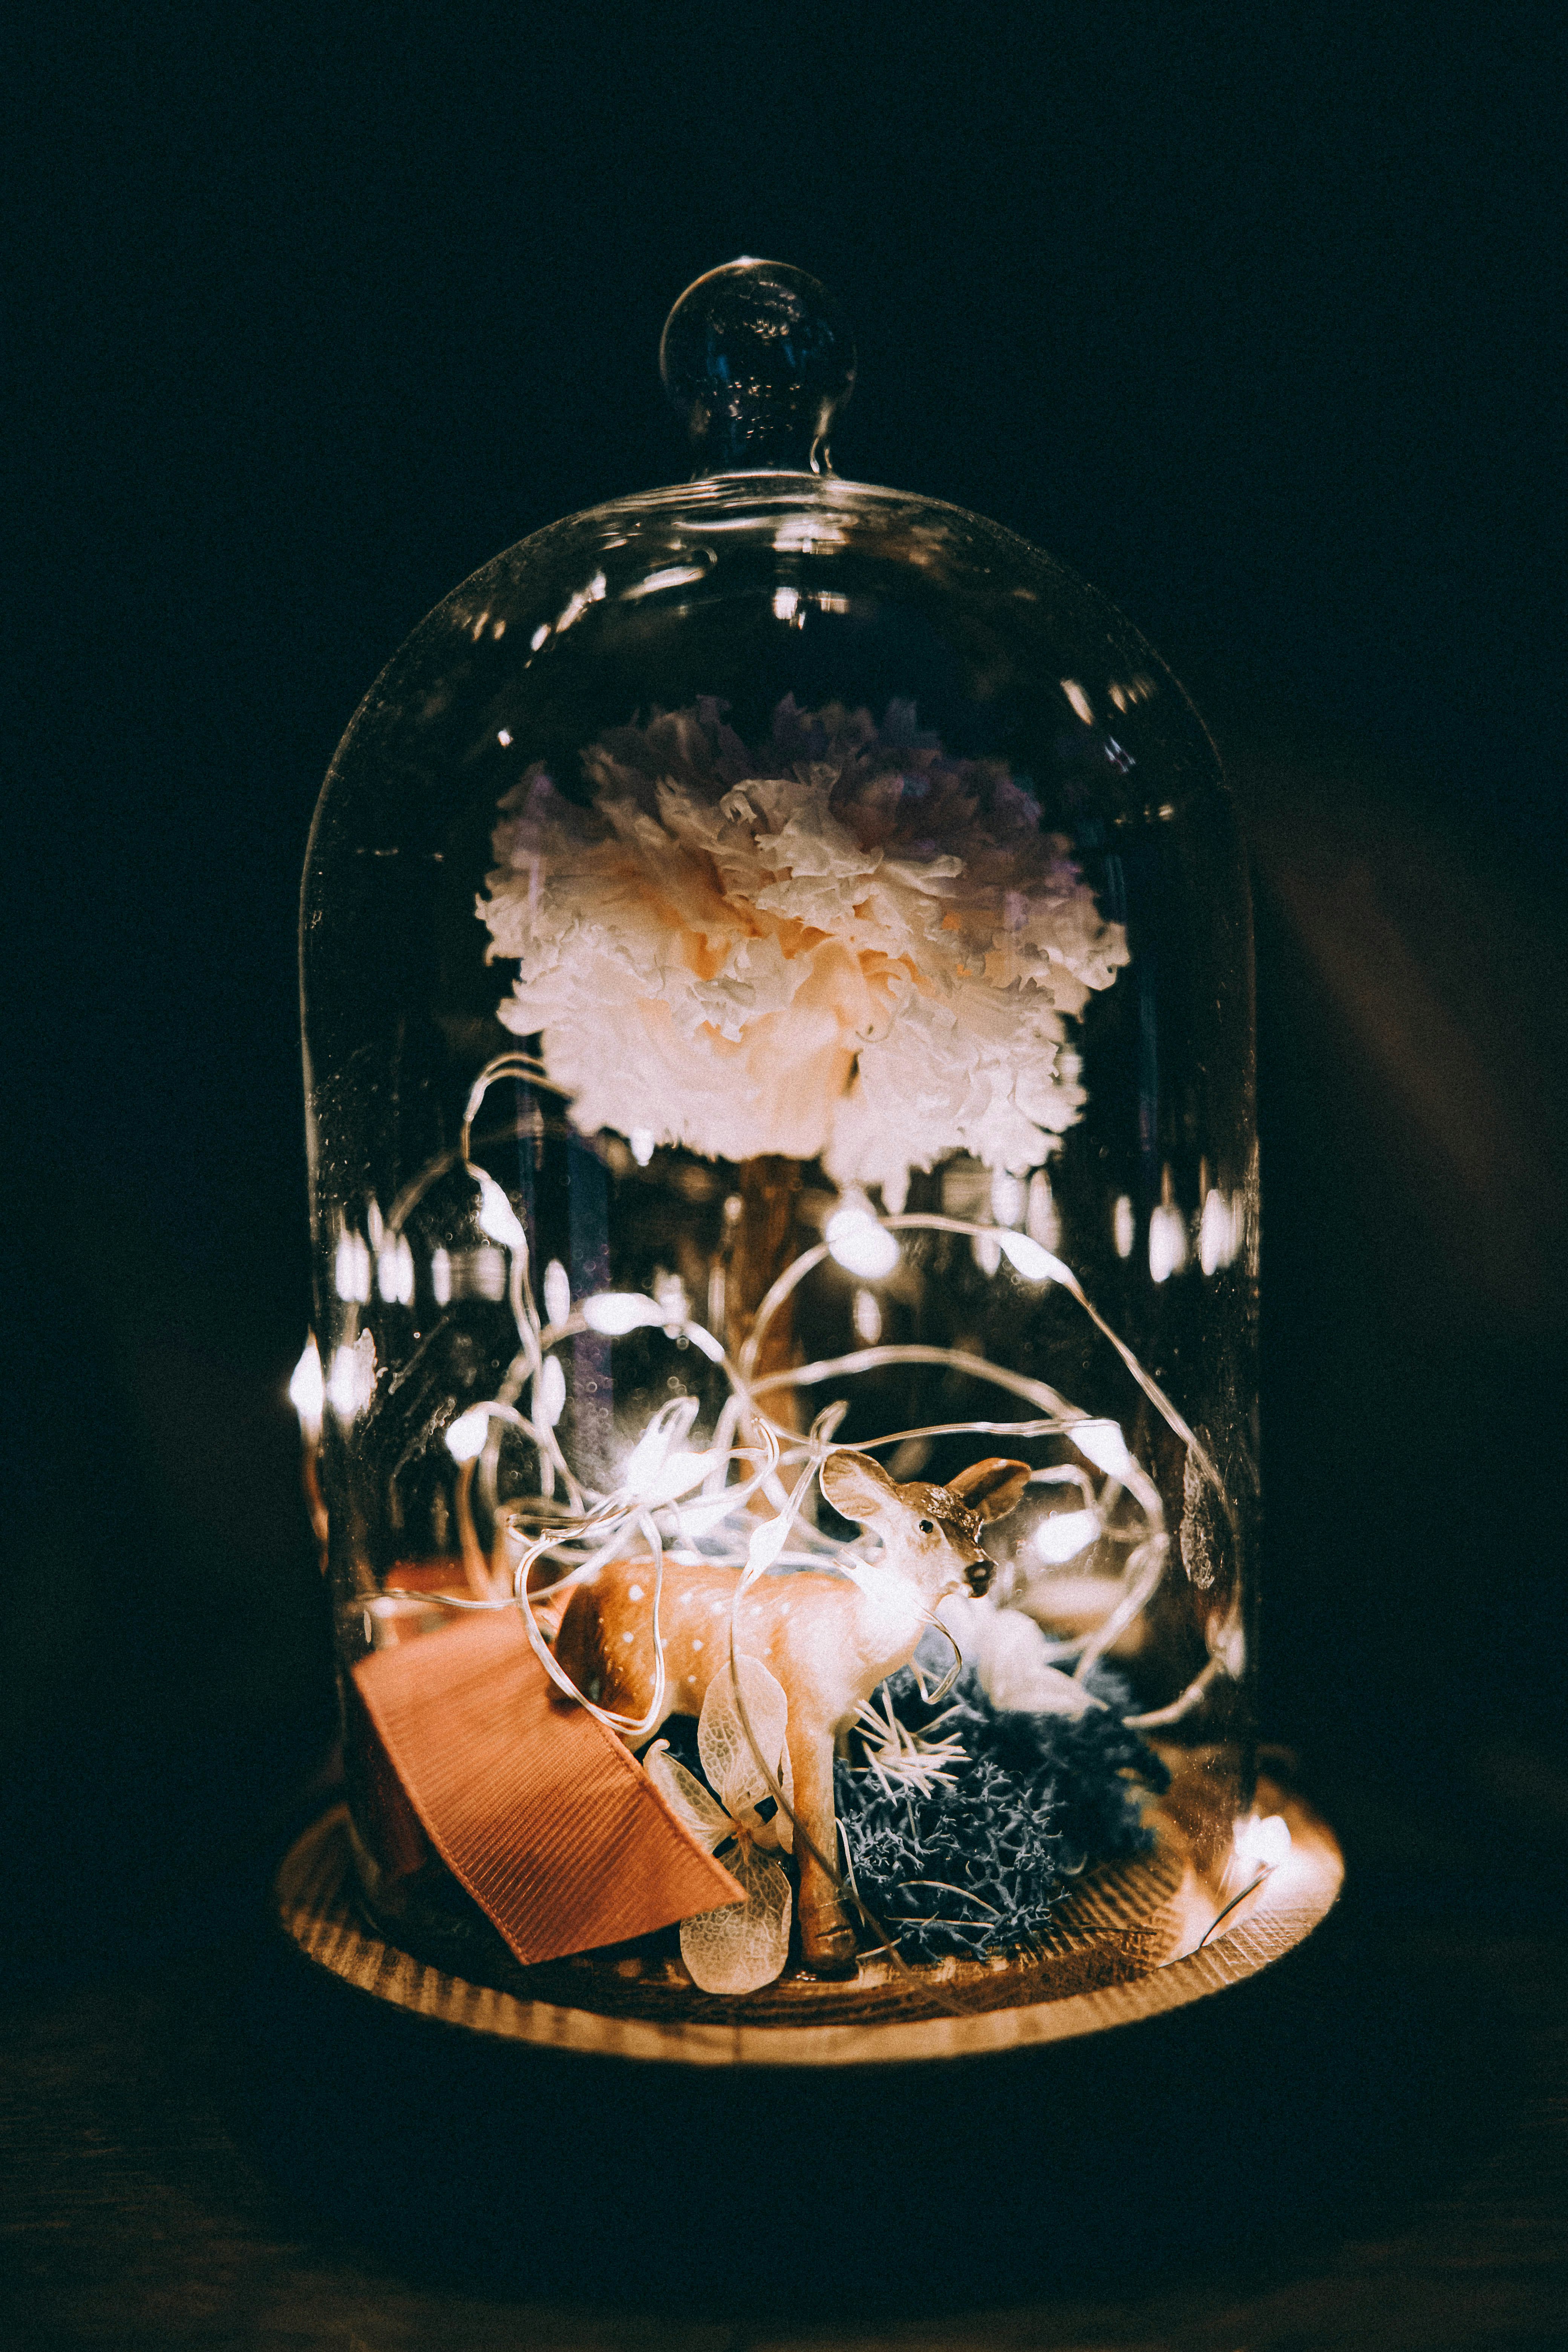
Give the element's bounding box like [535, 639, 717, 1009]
[4, 0, 1565, 2248]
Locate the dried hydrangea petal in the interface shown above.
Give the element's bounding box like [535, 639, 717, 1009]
[643, 1743, 734, 1854]
[698, 1653, 790, 1825]
[678, 1844, 793, 1996]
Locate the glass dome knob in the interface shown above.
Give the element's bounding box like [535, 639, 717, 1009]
[659, 257, 856, 476]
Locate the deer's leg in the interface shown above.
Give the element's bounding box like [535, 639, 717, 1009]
[787, 1721, 858, 1978]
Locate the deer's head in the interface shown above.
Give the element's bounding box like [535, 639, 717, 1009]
[819, 1451, 1033, 1601]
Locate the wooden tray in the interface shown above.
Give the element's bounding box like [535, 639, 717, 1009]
[273, 1778, 1341, 2066]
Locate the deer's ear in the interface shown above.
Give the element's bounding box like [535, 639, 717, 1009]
[947, 1457, 1034, 1523]
[819, 1449, 897, 1524]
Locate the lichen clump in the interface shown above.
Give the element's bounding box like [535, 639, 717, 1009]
[657, 1657, 1166, 1969]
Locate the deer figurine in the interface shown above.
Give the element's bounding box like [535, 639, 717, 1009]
[553, 1449, 1032, 1977]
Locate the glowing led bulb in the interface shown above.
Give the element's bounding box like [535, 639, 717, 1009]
[473, 1168, 526, 1251]
[621, 1397, 714, 1504]
[1150, 1165, 1188, 1283]
[826, 1196, 899, 1280]
[623, 1396, 695, 1486]
[1070, 1418, 1132, 1480]
[376, 1234, 414, 1304]
[1033, 1508, 1100, 1564]
[445, 1403, 490, 1461]
[536, 1356, 566, 1426]
[288, 1335, 324, 1444]
[327, 1333, 376, 1421]
[998, 1231, 1066, 1284]
[1149, 1201, 1188, 1283]
[1026, 1170, 1061, 1251]
[581, 1291, 665, 1335]
[652, 1268, 689, 1324]
[746, 1511, 793, 1574]
[1199, 1187, 1243, 1277]
[1234, 1812, 1292, 1871]
[542, 1259, 571, 1326]
[334, 1230, 371, 1303]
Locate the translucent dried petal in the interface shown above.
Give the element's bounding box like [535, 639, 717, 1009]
[643, 1744, 734, 1855]
[679, 1844, 793, 1995]
[698, 1653, 790, 1823]
[737, 1737, 795, 1856]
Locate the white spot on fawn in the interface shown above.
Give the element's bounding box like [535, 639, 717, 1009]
[628, 1583, 644, 1601]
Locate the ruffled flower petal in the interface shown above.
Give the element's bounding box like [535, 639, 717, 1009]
[478, 700, 1128, 1195]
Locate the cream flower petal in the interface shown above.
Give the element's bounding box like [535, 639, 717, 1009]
[678, 1843, 793, 1996]
[479, 707, 1128, 1190]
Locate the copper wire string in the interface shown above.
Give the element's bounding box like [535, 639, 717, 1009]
[338, 1083, 1249, 1997]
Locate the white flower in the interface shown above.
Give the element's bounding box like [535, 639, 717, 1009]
[644, 1653, 796, 1996]
[479, 698, 1128, 1195]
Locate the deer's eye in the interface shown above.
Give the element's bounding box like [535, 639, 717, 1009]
[918, 1518, 936, 1535]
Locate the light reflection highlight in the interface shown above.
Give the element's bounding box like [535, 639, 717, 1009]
[334, 1230, 371, 1303]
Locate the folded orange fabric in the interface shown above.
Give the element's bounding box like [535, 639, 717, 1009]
[353, 1608, 742, 1966]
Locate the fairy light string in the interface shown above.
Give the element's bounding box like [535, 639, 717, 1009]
[354, 1065, 1244, 1992]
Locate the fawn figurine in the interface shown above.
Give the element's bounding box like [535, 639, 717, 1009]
[554, 1449, 1032, 1977]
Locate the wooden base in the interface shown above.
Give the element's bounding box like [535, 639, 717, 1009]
[273, 1779, 1341, 2066]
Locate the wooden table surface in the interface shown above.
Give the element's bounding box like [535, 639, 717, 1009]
[4, 1756, 1565, 2352]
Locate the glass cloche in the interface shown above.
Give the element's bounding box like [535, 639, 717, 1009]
[288, 261, 1334, 2056]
